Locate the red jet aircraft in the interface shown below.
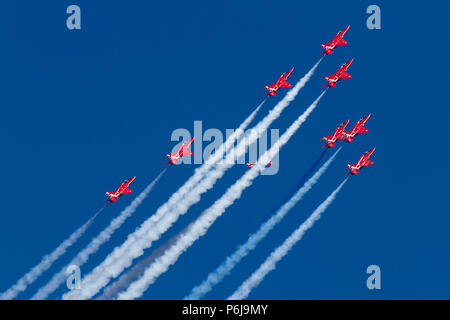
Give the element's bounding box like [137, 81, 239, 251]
[321, 26, 350, 55]
[106, 177, 136, 202]
[246, 161, 273, 168]
[323, 59, 354, 87]
[321, 120, 350, 148]
[347, 148, 375, 175]
[344, 114, 371, 142]
[165, 137, 195, 165]
[264, 69, 293, 96]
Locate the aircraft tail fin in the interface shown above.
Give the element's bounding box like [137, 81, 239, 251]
[264, 89, 276, 96]
[164, 159, 177, 165]
[347, 164, 359, 175]
[320, 44, 333, 55]
[264, 84, 277, 96]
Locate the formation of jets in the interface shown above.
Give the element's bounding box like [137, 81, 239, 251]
[105, 25, 376, 203]
[318, 27, 375, 174]
[320, 114, 374, 175]
[321, 115, 371, 148]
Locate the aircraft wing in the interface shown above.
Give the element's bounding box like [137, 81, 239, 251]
[321, 134, 333, 142]
[122, 188, 133, 194]
[181, 149, 193, 156]
[322, 41, 334, 48]
[279, 80, 292, 88]
[340, 72, 352, 79]
[356, 127, 369, 134]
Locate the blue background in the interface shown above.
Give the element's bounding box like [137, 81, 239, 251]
[0, 0, 448, 299]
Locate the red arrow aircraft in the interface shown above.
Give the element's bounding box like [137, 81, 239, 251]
[165, 137, 195, 165]
[264, 68, 293, 96]
[246, 160, 273, 168]
[343, 114, 371, 142]
[106, 177, 136, 202]
[321, 26, 350, 55]
[321, 120, 350, 148]
[347, 148, 375, 175]
[323, 59, 354, 87]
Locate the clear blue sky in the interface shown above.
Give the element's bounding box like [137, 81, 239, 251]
[0, 0, 449, 299]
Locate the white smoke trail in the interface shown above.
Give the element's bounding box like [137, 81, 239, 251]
[185, 147, 341, 299]
[116, 91, 327, 300]
[63, 59, 322, 300]
[30, 169, 167, 300]
[98, 230, 182, 300]
[0, 206, 104, 300]
[228, 178, 348, 300]
[61, 102, 262, 300]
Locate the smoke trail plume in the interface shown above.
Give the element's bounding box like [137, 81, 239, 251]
[116, 91, 327, 300]
[185, 148, 341, 299]
[63, 59, 322, 300]
[98, 231, 182, 300]
[0, 206, 104, 300]
[30, 169, 167, 300]
[228, 178, 348, 300]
